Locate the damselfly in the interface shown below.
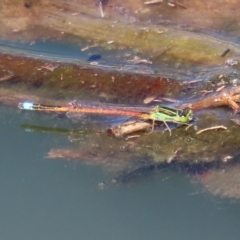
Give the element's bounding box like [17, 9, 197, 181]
[18, 101, 193, 135]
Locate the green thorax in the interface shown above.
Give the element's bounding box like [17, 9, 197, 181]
[148, 106, 193, 123]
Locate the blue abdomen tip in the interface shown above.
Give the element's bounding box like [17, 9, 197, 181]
[21, 102, 34, 110]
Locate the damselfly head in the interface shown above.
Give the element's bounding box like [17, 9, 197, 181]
[179, 107, 193, 121]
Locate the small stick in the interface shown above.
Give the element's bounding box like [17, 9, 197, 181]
[185, 124, 193, 131]
[196, 125, 227, 135]
[125, 135, 140, 140]
[81, 44, 98, 51]
[199, 90, 213, 96]
[216, 85, 226, 92]
[221, 49, 230, 57]
[144, 0, 163, 5]
[182, 79, 202, 85]
[155, 97, 180, 103]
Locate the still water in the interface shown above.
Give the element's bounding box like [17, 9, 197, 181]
[1, 106, 240, 240]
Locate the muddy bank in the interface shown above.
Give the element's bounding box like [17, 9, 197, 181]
[1, 0, 240, 71]
[0, 53, 184, 104]
[2, 0, 240, 40]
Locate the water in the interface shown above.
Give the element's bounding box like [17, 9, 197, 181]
[0, 39, 156, 75]
[1, 106, 240, 240]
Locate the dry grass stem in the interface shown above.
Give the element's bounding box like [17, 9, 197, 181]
[196, 125, 227, 135]
[144, 0, 163, 5]
[216, 85, 226, 92]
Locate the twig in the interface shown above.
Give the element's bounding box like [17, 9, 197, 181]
[221, 49, 230, 57]
[216, 85, 226, 92]
[125, 135, 140, 140]
[155, 97, 180, 103]
[199, 89, 213, 96]
[196, 125, 227, 135]
[144, 0, 163, 5]
[185, 124, 193, 131]
[182, 79, 202, 85]
[81, 44, 98, 51]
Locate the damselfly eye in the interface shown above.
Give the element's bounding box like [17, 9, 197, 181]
[178, 110, 183, 117]
[178, 110, 185, 117]
[179, 108, 191, 117]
